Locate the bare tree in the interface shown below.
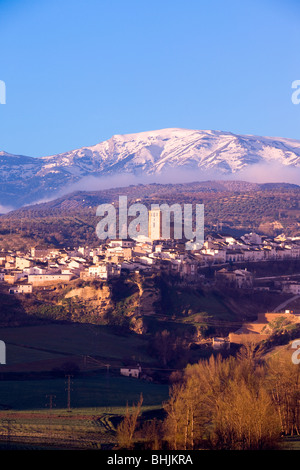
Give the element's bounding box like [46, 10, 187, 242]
[266, 352, 300, 436]
[163, 352, 281, 450]
[116, 394, 143, 449]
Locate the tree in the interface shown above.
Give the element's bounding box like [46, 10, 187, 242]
[151, 330, 189, 368]
[152, 330, 172, 366]
[162, 353, 281, 450]
[266, 352, 300, 436]
[212, 380, 281, 449]
[138, 418, 163, 450]
[116, 394, 143, 449]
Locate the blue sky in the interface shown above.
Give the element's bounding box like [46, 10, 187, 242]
[1, 0, 300, 157]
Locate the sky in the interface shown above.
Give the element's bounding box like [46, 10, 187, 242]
[1, 0, 300, 158]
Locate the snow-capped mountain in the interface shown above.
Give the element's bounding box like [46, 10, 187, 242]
[1, 128, 300, 209]
[41, 128, 300, 174]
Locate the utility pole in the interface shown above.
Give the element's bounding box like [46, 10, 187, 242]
[46, 394, 56, 442]
[46, 394, 56, 410]
[105, 364, 110, 387]
[65, 375, 73, 412]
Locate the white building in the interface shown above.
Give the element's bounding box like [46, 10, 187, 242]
[27, 273, 73, 285]
[241, 232, 262, 245]
[15, 257, 33, 270]
[108, 239, 135, 249]
[88, 263, 121, 280]
[212, 337, 230, 350]
[9, 284, 33, 294]
[23, 266, 47, 275]
[120, 365, 142, 378]
[282, 283, 300, 295]
[201, 248, 227, 263]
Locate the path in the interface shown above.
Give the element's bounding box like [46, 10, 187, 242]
[273, 295, 300, 313]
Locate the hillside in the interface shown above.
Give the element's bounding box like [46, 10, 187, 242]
[0, 180, 299, 249]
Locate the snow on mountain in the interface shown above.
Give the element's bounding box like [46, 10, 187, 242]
[39, 128, 300, 176]
[1, 128, 300, 208]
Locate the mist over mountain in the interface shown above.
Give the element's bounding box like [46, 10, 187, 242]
[1, 128, 300, 209]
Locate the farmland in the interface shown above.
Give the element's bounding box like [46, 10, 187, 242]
[0, 374, 168, 411]
[0, 324, 169, 449]
[0, 323, 153, 369]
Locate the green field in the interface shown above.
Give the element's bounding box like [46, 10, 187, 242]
[0, 372, 169, 449]
[0, 373, 169, 411]
[161, 285, 235, 320]
[0, 323, 169, 449]
[0, 323, 153, 367]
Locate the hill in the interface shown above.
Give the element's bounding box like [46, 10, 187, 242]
[0, 180, 299, 249]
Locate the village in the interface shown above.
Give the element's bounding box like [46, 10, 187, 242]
[1, 226, 300, 296]
[1, 205, 300, 362]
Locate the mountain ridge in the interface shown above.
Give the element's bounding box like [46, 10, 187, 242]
[1, 128, 300, 208]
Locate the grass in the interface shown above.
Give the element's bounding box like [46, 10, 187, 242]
[161, 285, 235, 321]
[280, 436, 300, 450]
[0, 402, 163, 450]
[0, 373, 169, 411]
[0, 323, 153, 366]
[4, 343, 59, 365]
[0, 322, 169, 450]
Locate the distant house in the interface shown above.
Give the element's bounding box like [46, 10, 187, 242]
[15, 257, 33, 270]
[241, 232, 262, 246]
[9, 284, 33, 294]
[282, 282, 300, 295]
[120, 365, 142, 379]
[201, 247, 227, 264]
[234, 269, 254, 288]
[226, 250, 245, 263]
[212, 337, 230, 350]
[109, 239, 135, 249]
[215, 268, 253, 288]
[31, 247, 50, 259]
[88, 263, 121, 280]
[4, 272, 25, 284]
[23, 266, 47, 275]
[27, 273, 73, 285]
